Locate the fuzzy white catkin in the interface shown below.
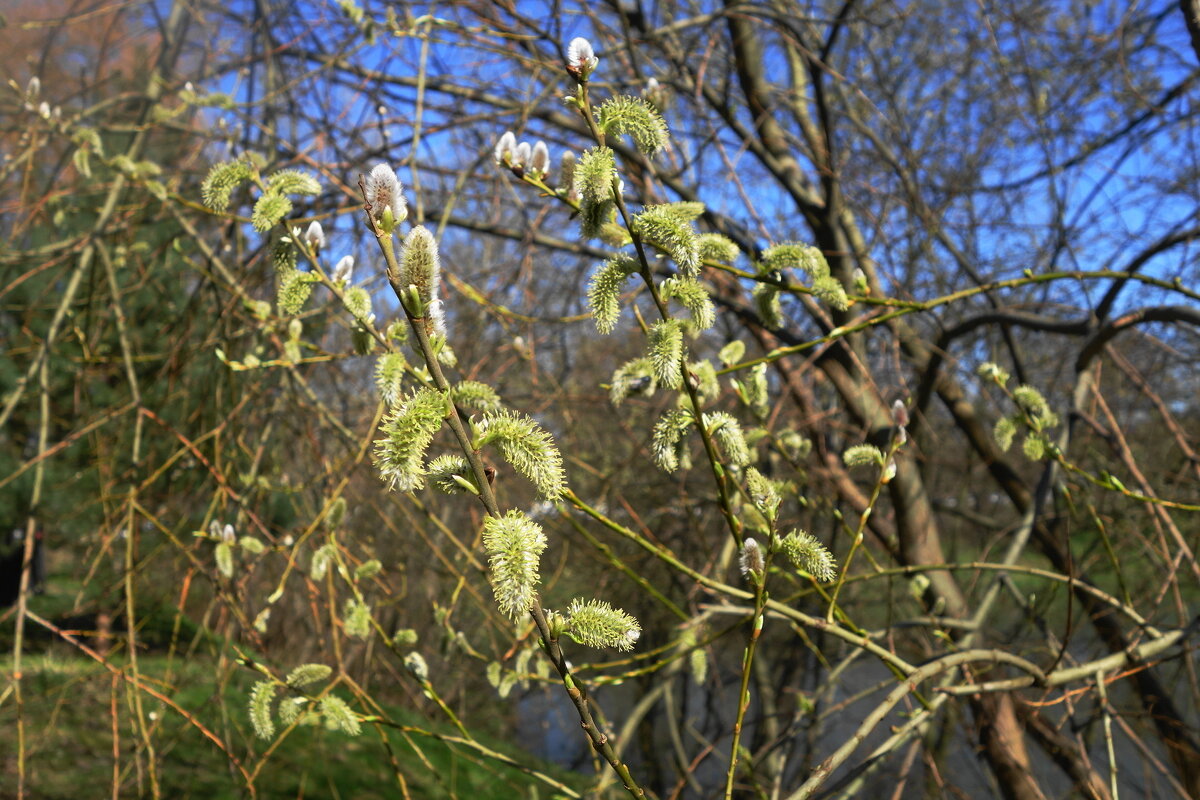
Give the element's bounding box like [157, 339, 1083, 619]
[304, 220, 325, 250]
[567, 37, 597, 71]
[365, 164, 407, 224]
[494, 131, 517, 165]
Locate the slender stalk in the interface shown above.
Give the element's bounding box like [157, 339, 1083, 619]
[1099, 671, 1118, 800]
[825, 434, 903, 622]
[723, 581, 767, 798]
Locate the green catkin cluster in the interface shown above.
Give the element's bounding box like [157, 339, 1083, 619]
[247, 168, 320, 231]
[344, 598, 372, 639]
[652, 408, 694, 472]
[249, 681, 276, 739]
[426, 454, 474, 494]
[994, 383, 1059, 461]
[660, 276, 715, 330]
[719, 340, 746, 366]
[576, 146, 617, 239]
[843, 443, 884, 469]
[450, 380, 502, 412]
[473, 411, 566, 500]
[812, 275, 850, 310]
[753, 282, 784, 328]
[757, 241, 849, 311]
[310, 542, 336, 580]
[648, 319, 685, 388]
[734, 362, 769, 420]
[704, 411, 752, 466]
[277, 269, 318, 315]
[588, 255, 639, 334]
[609, 358, 658, 405]
[698, 233, 740, 264]
[272, 237, 298, 272]
[355, 559, 382, 580]
[343, 286, 371, 321]
[404, 652, 429, 682]
[374, 387, 448, 492]
[779, 530, 838, 582]
[977, 361, 1011, 385]
[994, 416, 1018, 451]
[565, 598, 641, 651]
[744, 467, 781, 521]
[319, 695, 361, 736]
[201, 155, 262, 212]
[481, 511, 547, 620]
[595, 95, 669, 154]
[374, 352, 407, 406]
[278, 697, 309, 727]
[286, 663, 332, 688]
[266, 169, 322, 197]
[394, 226, 444, 336]
[215, 540, 234, 578]
[632, 203, 701, 276]
[689, 637, 708, 685]
[760, 242, 828, 278]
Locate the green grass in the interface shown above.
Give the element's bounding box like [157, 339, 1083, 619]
[1, 651, 582, 799]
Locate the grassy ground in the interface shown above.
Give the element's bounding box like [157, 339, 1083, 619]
[1, 649, 580, 799]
